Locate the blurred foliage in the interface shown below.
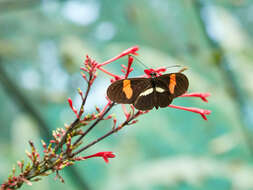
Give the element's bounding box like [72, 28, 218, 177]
[0, 0, 253, 190]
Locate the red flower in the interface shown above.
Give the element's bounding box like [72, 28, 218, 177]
[96, 46, 139, 68]
[68, 98, 79, 118]
[75, 151, 116, 163]
[82, 46, 211, 120]
[168, 104, 211, 120]
[144, 67, 166, 77]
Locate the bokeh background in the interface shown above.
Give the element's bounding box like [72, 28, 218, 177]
[1, 0, 253, 189]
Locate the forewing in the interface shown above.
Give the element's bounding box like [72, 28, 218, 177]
[107, 78, 151, 104]
[158, 73, 189, 98]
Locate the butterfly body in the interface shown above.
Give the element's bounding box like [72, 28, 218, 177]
[107, 73, 189, 110]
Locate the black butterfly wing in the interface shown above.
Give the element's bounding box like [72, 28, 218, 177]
[107, 78, 151, 104]
[155, 79, 174, 108]
[135, 73, 188, 110]
[107, 73, 189, 110]
[133, 90, 156, 110]
[134, 79, 173, 110]
[157, 91, 173, 108]
[157, 73, 189, 98]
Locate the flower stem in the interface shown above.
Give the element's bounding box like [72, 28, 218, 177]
[72, 103, 115, 148]
[54, 75, 92, 153]
[72, 110, 138, 157]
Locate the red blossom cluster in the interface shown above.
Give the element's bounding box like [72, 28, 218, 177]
[77, 45, 211, 120]
[1, 46, 211, 190]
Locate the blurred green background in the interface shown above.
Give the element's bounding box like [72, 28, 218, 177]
[1, 0, 253, 189]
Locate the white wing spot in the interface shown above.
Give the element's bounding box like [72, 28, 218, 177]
[139, 88, 153, 96]
[155, 87, 165, 93]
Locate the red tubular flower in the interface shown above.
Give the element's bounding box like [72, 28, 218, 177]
[80, 67, 89, 72]
[144, 67, 167, 77]
[113, 117, 117, 129]
[121, 104, 130, 120]
[96, 46, 139, 68]
[124, 56, 134, 79]
[97, 66, 122, 80]
[68, 98, 79, 118]
[180, 92, 211, 102]
[130, 104, 135, 113]
[144, 68, 155, 76]
[17, 161, 24, 171]
[78, 88, 84, 100]
[99, 99, 112, 117]
[20, 177, 32, 186]
[95, 46, 139, 81]
[168, 104, 211, 120]
[76, 152, 116, 163]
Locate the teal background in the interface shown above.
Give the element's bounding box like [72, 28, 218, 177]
[0, 0, 253, 190]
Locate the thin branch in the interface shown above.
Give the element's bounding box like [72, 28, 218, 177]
[0, 59, 90, 190]
[72, 103, 115, 147]
[72, 110, 138, 157]
[54, 75, 92, 153]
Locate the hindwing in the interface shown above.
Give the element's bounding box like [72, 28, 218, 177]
[134, 90, 155, 110]
[134, 78, 174, 110]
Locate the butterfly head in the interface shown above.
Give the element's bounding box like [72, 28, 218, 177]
[144, 69, 158, 78]
[149, 72, 158, 78]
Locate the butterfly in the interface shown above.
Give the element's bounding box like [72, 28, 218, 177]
[107, 72, 189, 110]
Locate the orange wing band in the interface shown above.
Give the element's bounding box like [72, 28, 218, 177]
[169, 74, 176, 94]
[123, 80, 133, 99]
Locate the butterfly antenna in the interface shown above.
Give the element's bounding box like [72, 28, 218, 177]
[178, 66, 188, 73]
[165, 64, 182, 69]
[131, 55, 150, 69]
[132, 55, 188, 72]
[165, 65, 189, 73]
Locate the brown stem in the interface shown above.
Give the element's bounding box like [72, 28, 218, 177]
[0, 60, 90, 190]
[78, 76, 92, 118]
[26, 105, 119, 184]
[54, 75, 92, 153]
[72, 103, 115, 147]
[72, 111, 137, 157]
